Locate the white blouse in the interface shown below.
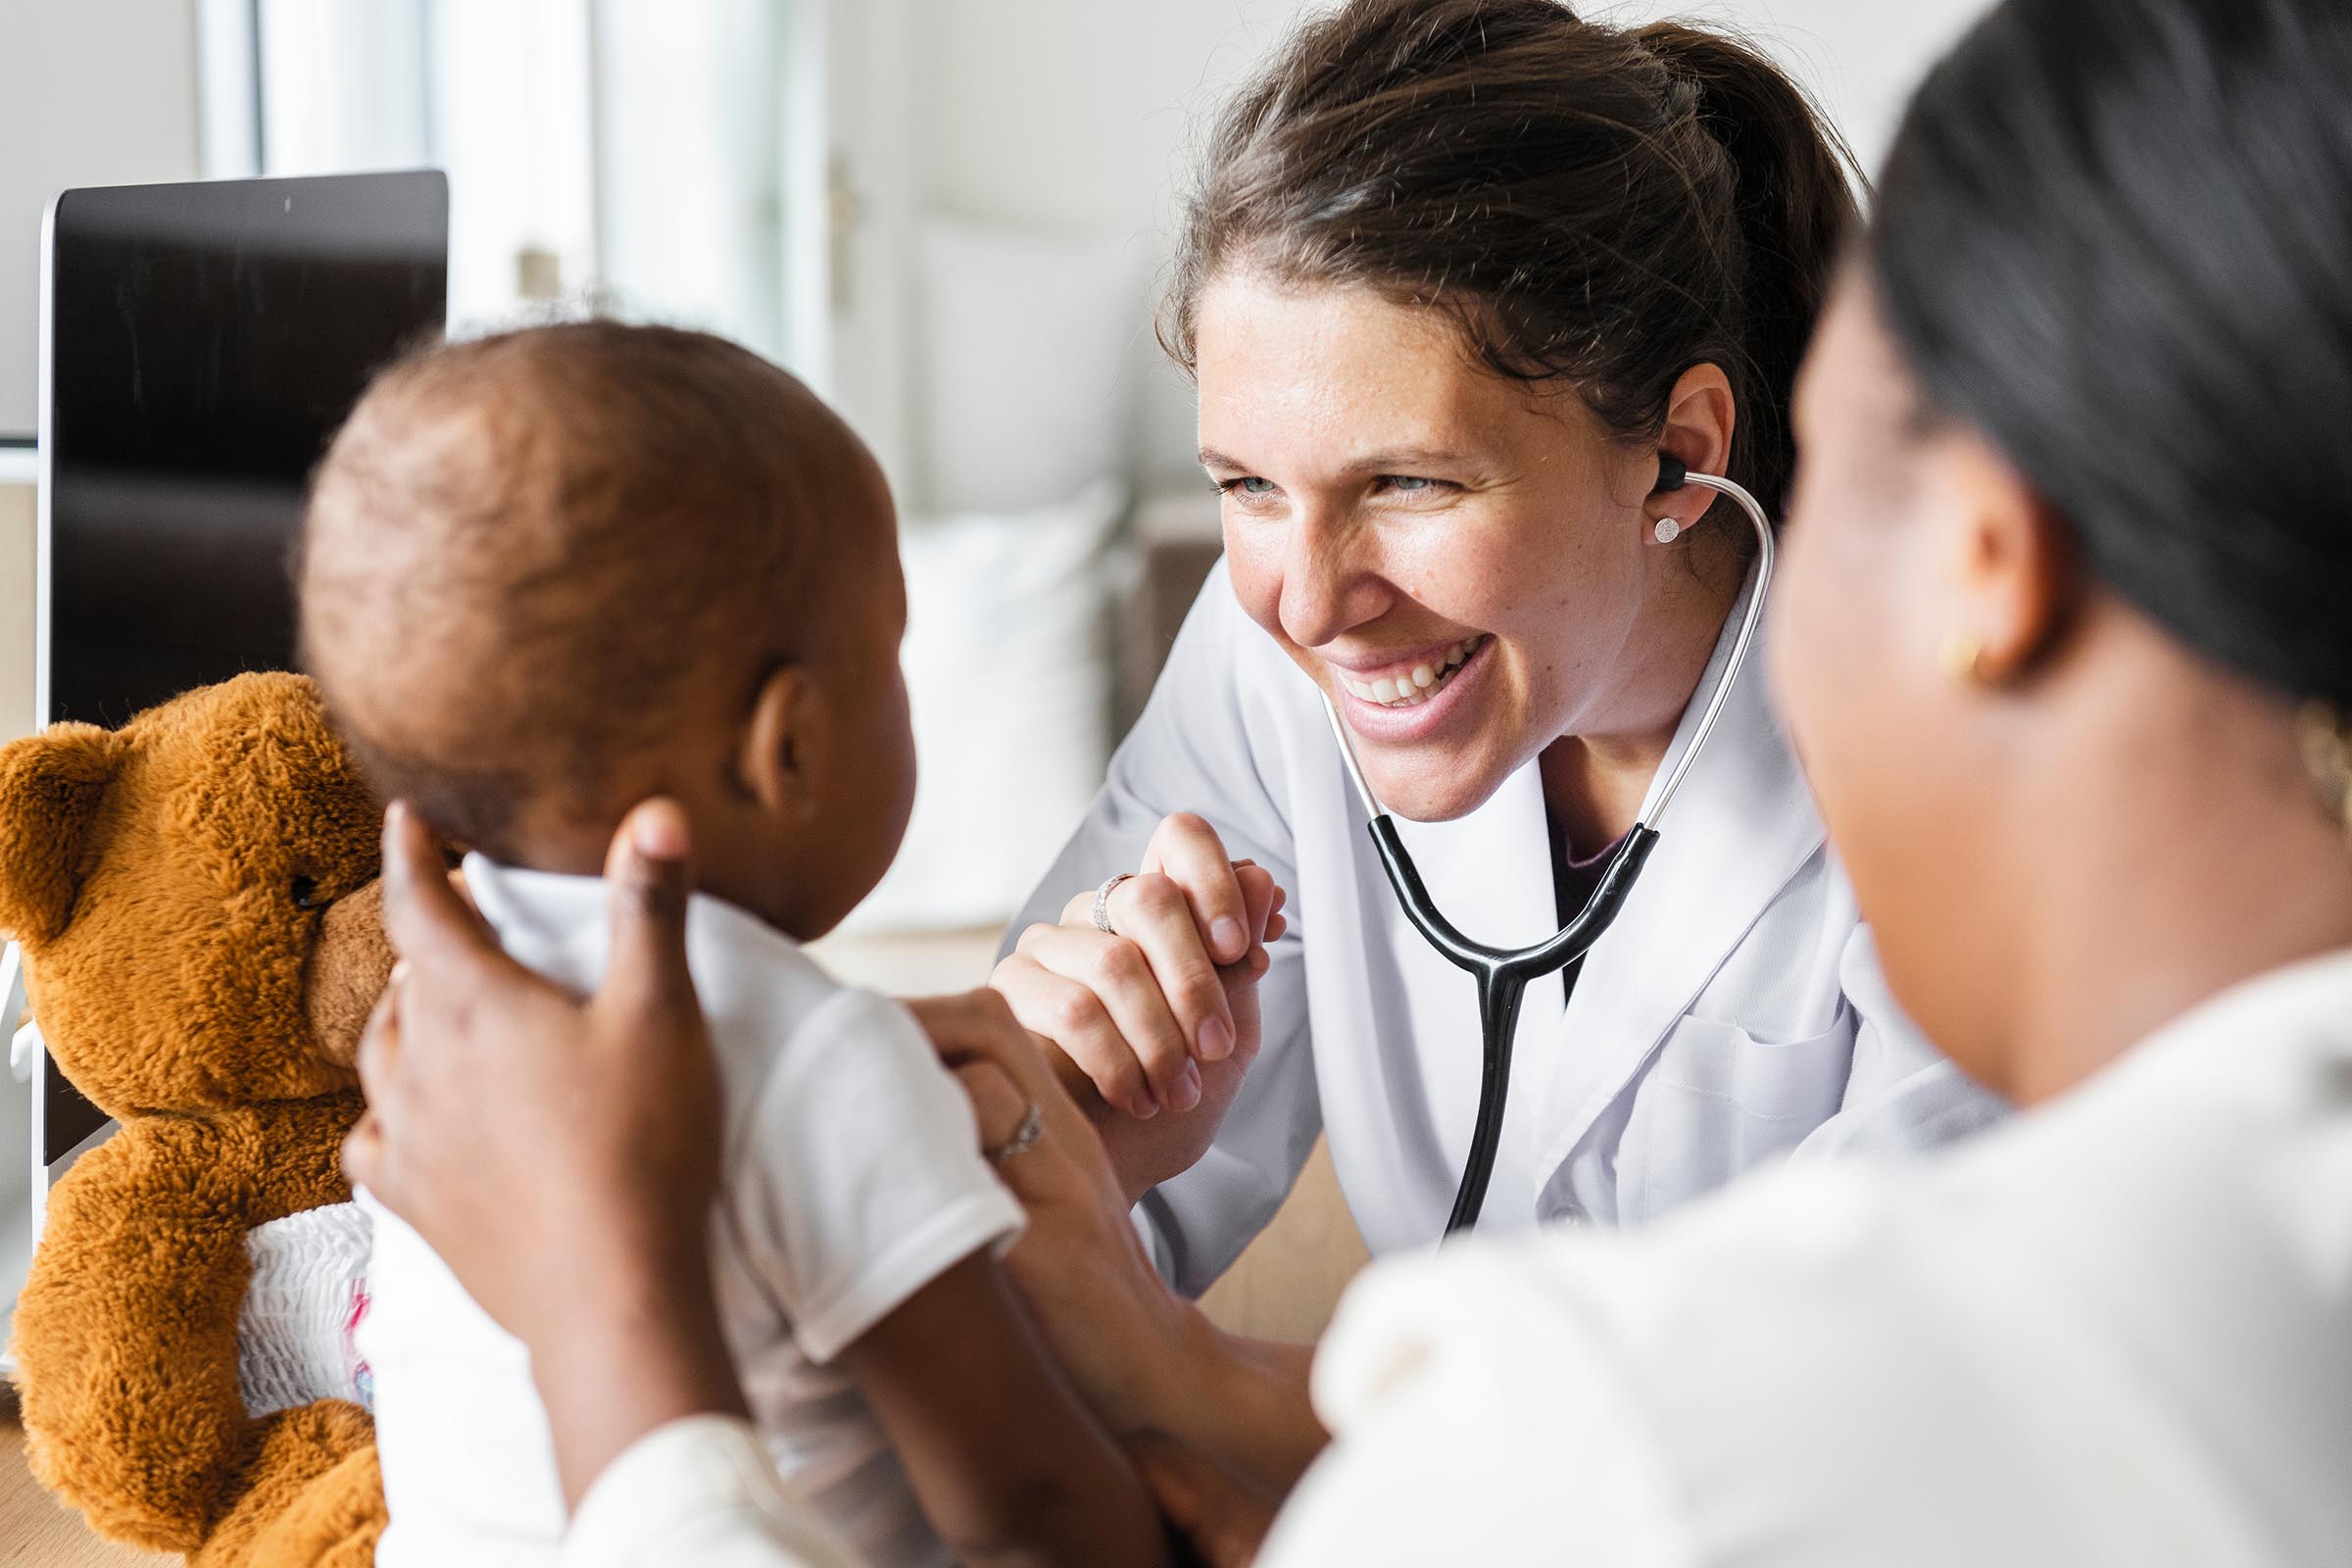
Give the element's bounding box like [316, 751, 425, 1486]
[559, 951, 2352, 1568]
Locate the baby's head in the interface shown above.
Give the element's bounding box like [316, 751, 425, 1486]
[300, 321, 914, 940]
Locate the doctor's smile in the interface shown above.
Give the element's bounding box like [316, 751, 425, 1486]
[1323, 632, 1491, 732]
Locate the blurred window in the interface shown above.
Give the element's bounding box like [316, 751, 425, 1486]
[201, 0, 808, 362]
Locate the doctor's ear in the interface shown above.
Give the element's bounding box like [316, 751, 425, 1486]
[737, 664, 825, 821]
[1647, 363, 1737, 535]
[1934, 428, 2081, 687]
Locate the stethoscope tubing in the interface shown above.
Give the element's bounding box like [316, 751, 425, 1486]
[1319, 464, 1778, 1236]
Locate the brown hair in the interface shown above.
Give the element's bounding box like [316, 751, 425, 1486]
[297, 320, 874, 856]
[1165, 0, 1859, 519]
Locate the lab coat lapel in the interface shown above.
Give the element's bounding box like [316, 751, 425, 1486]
[1528, 581, 1826, 1184]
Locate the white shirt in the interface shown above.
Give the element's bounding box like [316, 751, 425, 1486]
[1009, 564, 2004, 1287]
[363, 858, 1024, 1568]
[558, 950, 2352, 1568]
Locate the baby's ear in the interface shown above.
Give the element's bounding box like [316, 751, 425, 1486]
[0, 724, 121, 946]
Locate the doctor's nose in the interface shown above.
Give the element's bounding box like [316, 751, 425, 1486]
[1276, 507, 1394, 650]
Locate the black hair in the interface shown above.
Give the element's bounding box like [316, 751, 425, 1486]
[1873, 0, 2352, 705]
[1166, 0, 1861, 522]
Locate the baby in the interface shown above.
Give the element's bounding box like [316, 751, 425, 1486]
[298, 322, 1164, 1568]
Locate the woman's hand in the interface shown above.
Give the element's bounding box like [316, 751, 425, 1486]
[990, 812, 1288, 1202]
[907, 988, 1193, 1432]
[344, 798, 749, 1506]
[916, 992, 1329, 1495]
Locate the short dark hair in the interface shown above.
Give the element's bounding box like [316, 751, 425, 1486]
[297, 320, 875, 854]
[1873, 0, 2352, 707]
[1164, 0, 1860, 523]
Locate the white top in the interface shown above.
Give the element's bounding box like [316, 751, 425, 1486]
[1010, 564, 2004, 1287]
[362, 858, 1025, 1568]
[1267, 949, 2352, 1566]
[552, 950, 2352, 1568]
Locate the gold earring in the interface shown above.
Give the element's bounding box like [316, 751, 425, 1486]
[1939, 630, 1985, 684]
[2296, 701, 2352, 852]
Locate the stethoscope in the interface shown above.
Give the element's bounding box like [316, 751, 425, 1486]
[1318, 456, 1776, 1235]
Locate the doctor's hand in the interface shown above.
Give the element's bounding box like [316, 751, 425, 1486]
[991, 812, 1287, 1204]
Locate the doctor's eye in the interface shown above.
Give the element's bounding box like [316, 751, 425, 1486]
[1217, 475, 1282, 509]
[1373, 474, 1452, 499]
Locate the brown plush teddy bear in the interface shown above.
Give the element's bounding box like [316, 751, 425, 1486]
[1, 671, 395, 1565]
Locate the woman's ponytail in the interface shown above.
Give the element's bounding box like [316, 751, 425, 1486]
[1637, 23, 1861, 514]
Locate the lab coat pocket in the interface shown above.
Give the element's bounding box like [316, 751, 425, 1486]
[1624, 1011, 1855, 1222]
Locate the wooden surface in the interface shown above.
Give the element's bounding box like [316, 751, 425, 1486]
[2, 1385, 172, 1567]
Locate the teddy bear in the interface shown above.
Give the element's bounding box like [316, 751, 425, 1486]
[1, 671, 395, 1565]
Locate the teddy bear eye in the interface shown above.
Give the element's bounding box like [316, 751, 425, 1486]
[290, 875, 326, 910]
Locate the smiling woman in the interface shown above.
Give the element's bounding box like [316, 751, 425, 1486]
[983, 0, 2006, 1502]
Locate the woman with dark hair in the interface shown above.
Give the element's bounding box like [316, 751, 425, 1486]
[349, 0, 2352, 1558]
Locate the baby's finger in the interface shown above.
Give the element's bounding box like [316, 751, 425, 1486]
[1143, 813, 1252, 965]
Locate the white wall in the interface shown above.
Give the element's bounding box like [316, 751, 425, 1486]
[906, 0, 1990, 494]
[0, 0, 202, 755]
[0, 0, 204, 439]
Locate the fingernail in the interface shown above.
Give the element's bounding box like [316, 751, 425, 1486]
[1198, 1014, 1233, 1062]
[390, 959, 410, 987]
[1132, 1094, 1160, 1120]
[1211, 916, 1248, 960]
[1170, 1060, 1202, 1112]
[632, 799, 691, 859]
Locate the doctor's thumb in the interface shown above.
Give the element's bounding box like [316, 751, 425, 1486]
[601, 797, 701, 1016]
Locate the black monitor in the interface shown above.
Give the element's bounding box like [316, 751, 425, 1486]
[30, 171, 448, 1169]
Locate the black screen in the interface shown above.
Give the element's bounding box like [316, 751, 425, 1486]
[38, 172, 447, 1162]
[45, 171, 448, 726]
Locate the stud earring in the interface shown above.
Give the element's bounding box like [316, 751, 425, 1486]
[1651, 515, 1684, 545]
[1940, 630, 1986, 684]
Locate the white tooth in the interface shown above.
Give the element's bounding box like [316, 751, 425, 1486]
[1412, 663, 1436, 688]
[1338, 671, 1371, 699]
[1446, 645, 1465, 668]
[1373, 677, 1399, 703]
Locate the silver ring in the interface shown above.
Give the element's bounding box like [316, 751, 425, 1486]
[987, 1102, 1044, 1162]
[1091, 871, 1134, 935]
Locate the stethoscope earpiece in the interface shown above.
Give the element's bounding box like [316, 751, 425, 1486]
[1652, 454, 1690, 544]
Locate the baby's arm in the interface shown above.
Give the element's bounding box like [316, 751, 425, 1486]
[836, 1250, 1168, 1568]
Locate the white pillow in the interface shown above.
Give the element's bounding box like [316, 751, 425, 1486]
[843, 480, 1126, 934]
[916, 219, 1149, 514]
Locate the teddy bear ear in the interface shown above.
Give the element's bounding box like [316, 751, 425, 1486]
[0, 724, 121, 947]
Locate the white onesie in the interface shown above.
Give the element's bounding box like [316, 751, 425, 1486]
[360, 858, 1025, 1568]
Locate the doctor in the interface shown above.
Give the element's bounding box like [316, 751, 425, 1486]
[994, 0, 1998, 1343]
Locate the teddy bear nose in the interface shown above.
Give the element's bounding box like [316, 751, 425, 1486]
[304, 879, 392, 1070]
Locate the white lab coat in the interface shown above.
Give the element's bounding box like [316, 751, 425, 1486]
[1011, 564, 2004, 1288]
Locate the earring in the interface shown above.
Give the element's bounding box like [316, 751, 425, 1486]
[1940, 630, 1985, 684]
[1651, 516, 1684, 545]
[2296, 701, 2352, 852]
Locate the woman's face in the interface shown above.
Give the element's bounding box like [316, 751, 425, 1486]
[1193, 272, 1691, 821]
[1770, 272, 1996, 1073]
